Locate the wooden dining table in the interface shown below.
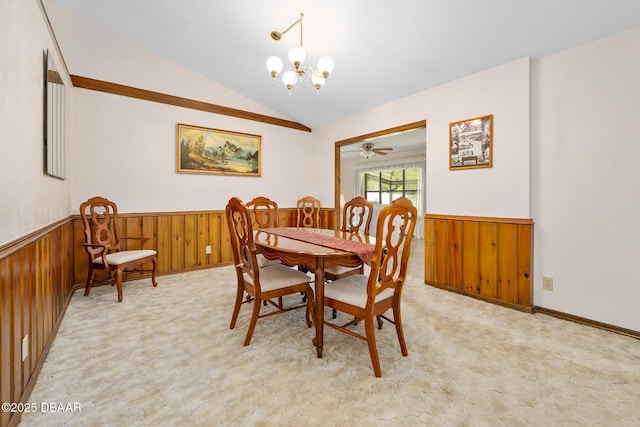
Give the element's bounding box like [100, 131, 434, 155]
[254, 227, 375, 358]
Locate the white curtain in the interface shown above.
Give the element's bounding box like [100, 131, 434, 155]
[353, 155, 426, 239]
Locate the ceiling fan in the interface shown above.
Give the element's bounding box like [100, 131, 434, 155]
[344, 142, 394, 158]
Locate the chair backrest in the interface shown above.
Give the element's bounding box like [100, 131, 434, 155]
[225, 197, 261, 288]
[79, 196, 122, 259]
[341, 196, 373, 234]
[296, 196, 321, 228]
[366, 197, 417, 303]
[246, 196, 279, 229]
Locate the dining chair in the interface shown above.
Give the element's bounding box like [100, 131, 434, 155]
[246, 196, 282, 268]
[79, 196, 158, 302]
[324, 196, 373, 281]
[296, 195, 321, 228]
[323, 197, 417, 377]
[226, 197, 314, 346]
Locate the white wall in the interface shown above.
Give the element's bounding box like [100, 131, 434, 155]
[532, 27, 640, 331]
[0, 0, 72, 246]
[313, 57, 531, 219]
[43, 1, 315, 213]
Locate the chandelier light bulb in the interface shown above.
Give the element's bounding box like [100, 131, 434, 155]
[288, 46, 306, 70]
[317, 56, 334, 78]
[311, 71, 326, 93]
[266, 56, 283, 79]
[282, 70, 297, 94]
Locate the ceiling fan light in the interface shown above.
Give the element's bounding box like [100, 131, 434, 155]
[360, 150, 374, 159]
[266, 56, 283, 78]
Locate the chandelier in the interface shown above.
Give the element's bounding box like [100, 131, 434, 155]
[266, 13, 334, 95]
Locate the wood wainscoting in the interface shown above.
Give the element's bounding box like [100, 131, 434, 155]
[0, 219, 74, 427]
[424, 214, 533, 312]
[71, 207, 338, 285]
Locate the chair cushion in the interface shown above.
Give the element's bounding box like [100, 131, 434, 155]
[324, 264, 361, 276]
[324, 274, 394, 309]
[93, 249, 157, 266]
[243, 264, 311, 292]
[257, 253, 282, 268]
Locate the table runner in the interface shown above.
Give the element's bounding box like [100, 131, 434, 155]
[261, 228, 375, 265]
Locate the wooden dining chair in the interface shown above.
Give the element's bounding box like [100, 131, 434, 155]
[79, 196, 158, 302]
[296, 195, 321, 228]
[246, 196, 282, 268]
[323, 197, 417, 377]
[325, 196, 373, 281]
[226, 197, 314, 346]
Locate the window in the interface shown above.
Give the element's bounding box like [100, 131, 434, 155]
[364, 168, 419, 206]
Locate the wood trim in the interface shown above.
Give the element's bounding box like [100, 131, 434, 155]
[70, 75, 312, 132]
[425, 214, 533, 225]
[335, 120, 427, 147]
[0, 217, 72, 260]
[534, 306, 640, 340]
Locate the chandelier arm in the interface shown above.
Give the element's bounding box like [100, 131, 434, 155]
[278, 13, 304, 45]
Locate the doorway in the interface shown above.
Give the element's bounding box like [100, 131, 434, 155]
[334, 120, 426, 236]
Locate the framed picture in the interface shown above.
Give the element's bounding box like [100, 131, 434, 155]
[176, 123, 261, 176]
[449, 114, 492, 170]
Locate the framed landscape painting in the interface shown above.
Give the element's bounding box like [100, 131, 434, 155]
[449, 114, 493, 170]
[176, 123, 262, 176]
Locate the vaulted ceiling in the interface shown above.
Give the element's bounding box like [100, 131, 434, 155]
[45, 0, 640, 130]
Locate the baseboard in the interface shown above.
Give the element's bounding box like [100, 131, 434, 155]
[534, 306, 640, 340]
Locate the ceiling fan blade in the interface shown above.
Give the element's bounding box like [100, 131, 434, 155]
[375, 147, 393, 151]
[374, 150, 389, 155]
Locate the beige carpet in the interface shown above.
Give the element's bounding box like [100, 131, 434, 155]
[20, 240, 640, 426]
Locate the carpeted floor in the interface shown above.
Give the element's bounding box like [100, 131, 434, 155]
[20, 240, 640, 426]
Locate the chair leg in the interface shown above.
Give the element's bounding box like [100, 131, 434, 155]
[365, 317, 382, 377]
[243, 297, 262, 346]
[84, 265, 95, 296]
[229, 286, 244, 329]
[115, 269, 124, 302]
[393, 305, 408, 356]
[304, 286, 314, 328]
[150, 256, 158, 287]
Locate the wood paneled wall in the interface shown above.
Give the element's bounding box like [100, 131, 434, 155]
[0, 206, 336, 427]
[424, 214, 533, 312]
[0, 219, 74, 427]
[72, 208, 338, 285]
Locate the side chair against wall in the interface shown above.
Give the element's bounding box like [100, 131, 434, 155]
[296, 195, 321, 228]
[79, 196, 158, 302]
[323, 197, 417, 377]
[225, 197, 314, 346]
[246, 196, 282, 268]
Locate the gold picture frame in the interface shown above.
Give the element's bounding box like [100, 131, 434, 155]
[449, 114, 493, 170]
[176, 123, 261, 176]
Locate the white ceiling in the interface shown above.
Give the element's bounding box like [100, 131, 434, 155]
[46, 0, 640, 132]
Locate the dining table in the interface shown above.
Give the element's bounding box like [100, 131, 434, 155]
[254, 227, 375, 358]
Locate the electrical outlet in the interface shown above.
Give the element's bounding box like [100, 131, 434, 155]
[205, 245, 211, 254]
[542, 277, 554, 291]
[22, 335, 29, 361]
